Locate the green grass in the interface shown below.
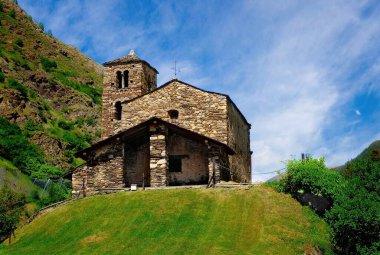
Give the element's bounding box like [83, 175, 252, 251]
[2, 186, 332, 255]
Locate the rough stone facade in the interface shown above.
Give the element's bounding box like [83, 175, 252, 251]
[72, 50, 251, 195]
[102, 50, 158, 138]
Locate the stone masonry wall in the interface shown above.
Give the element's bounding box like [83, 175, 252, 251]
[149, 124, 168, 187]
[72, 142, 124, 196]
[72, 156, 124, 197]
[227, 101, 251, 183]
[167, 133, 209, 185]
[121, 80, 228, 144]
[102, 62, 157, 138]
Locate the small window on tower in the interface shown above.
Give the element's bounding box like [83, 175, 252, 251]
[115, 101, 122, 120]
[168, 110, 179, 123]
[116, 71, 122, 89]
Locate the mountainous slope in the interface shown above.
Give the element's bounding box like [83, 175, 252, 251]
[0, 0, 102, 171]
[1, 186, 333, 255]
[332, 140, 380, 172]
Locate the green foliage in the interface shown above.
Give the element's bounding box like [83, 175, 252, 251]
[281, 157, 345, 200]
[15, 38, 23, 47]
[57, 119, 74, 130]
[46, 29, 53, 37]
[54, 72, 102, 104]
[0, 1, 3, 12]
[0, 117, 44, 175]
[40, 57, 57, 72]
[9, 9, 15, 18]
[38, 22, 44, 31]
[24, 119, 43, 133]
[30, 164, 64, 180]
[40, 182, 71, 205]
[7, 78, 28, 98]
[278, 156, 380, 254]
[8, 52, 30, 70]
[0, 185, 25, 242]
[0, 71, 4, 83]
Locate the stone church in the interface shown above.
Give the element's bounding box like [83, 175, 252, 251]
[72, 50, 251, 195]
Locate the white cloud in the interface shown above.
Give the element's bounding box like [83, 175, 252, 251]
[355, 109, 361, 116]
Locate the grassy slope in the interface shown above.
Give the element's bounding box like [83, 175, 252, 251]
[0, 157, 40, 197]
[3, 186, 332, 255]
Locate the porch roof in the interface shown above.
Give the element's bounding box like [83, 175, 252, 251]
[76, 117, 235, 158]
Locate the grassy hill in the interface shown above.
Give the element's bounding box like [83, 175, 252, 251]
[0, 0, 103, 171]
[1, 186, 333, 255]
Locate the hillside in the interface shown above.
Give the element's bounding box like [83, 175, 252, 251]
[1, 186, 333, 255]
[0, 0, 102, 171]
[332, 140, 380, 172]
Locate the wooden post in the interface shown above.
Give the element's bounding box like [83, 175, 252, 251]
[212, 157, 216, 188]
[82, 178, 86, 198]
[142, 172, 145, 190]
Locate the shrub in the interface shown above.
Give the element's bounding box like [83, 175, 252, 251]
[7, 78, 28, 98]
[0, 185, 25, 243]
[38, 22, 44, 31]
[30, 164, 64, 180]
[15, 38, 23, 47]
[24, 119, 43, 132]
[40, 57, 57, 72]
[40, 182, 71, 205]
[281, 157, 345, 201]
[9, 9, 15, 18]
[0, 71, 4, 83]
[0, 1, 3, 12]
[0, 117, 45, 175]
[57, 119, 74, 130]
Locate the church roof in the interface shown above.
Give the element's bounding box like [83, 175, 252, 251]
[76, 117, 235, 159]
[103, 50, 159, 73]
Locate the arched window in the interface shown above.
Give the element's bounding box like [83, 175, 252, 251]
[123, 70, 129, 88]
[116, 71, 122, 89]
[115, 101, 122, 120]
[168, 110, 179, 123]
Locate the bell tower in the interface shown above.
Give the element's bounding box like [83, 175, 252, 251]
[101, 50, 158, 138]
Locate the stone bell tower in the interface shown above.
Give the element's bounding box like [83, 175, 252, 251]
[101, 50, 159, 138]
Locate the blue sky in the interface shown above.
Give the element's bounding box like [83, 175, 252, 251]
[19, 0, 380, 181]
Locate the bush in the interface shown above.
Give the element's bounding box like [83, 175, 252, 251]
[15, 38, 23, 47]
[9, 9, 15, 18]
[0, 185, 25, 243]
[38, 22, 44, 31]
[278, 156, 380, 254]
[30, 164, 64, 180]
[0, 117, 45, 175]
[0, 1, 3, 12]
[24, 119, 43, 132]
[57, 119, 74, 130]
[40, 57, 57, 72]
[0, 71, 4, 83]
[281, 157, 345, 201]
[8, 78, 28, 98]
[40, 182, 71, 205]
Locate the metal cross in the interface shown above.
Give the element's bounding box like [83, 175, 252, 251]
[171, 60, 180, 78]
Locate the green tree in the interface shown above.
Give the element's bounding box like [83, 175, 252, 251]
[0, 185, 25, 243]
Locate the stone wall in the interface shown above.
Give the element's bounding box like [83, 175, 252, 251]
[72, 156, 124, 196]
[227, 101, 251, 183]
[149, 124, 168, 187]
[121, 80, 228, 143]
[102, 61, 157, 138]
[72, 142, 124, 196]
[167, 132, 209, 185]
